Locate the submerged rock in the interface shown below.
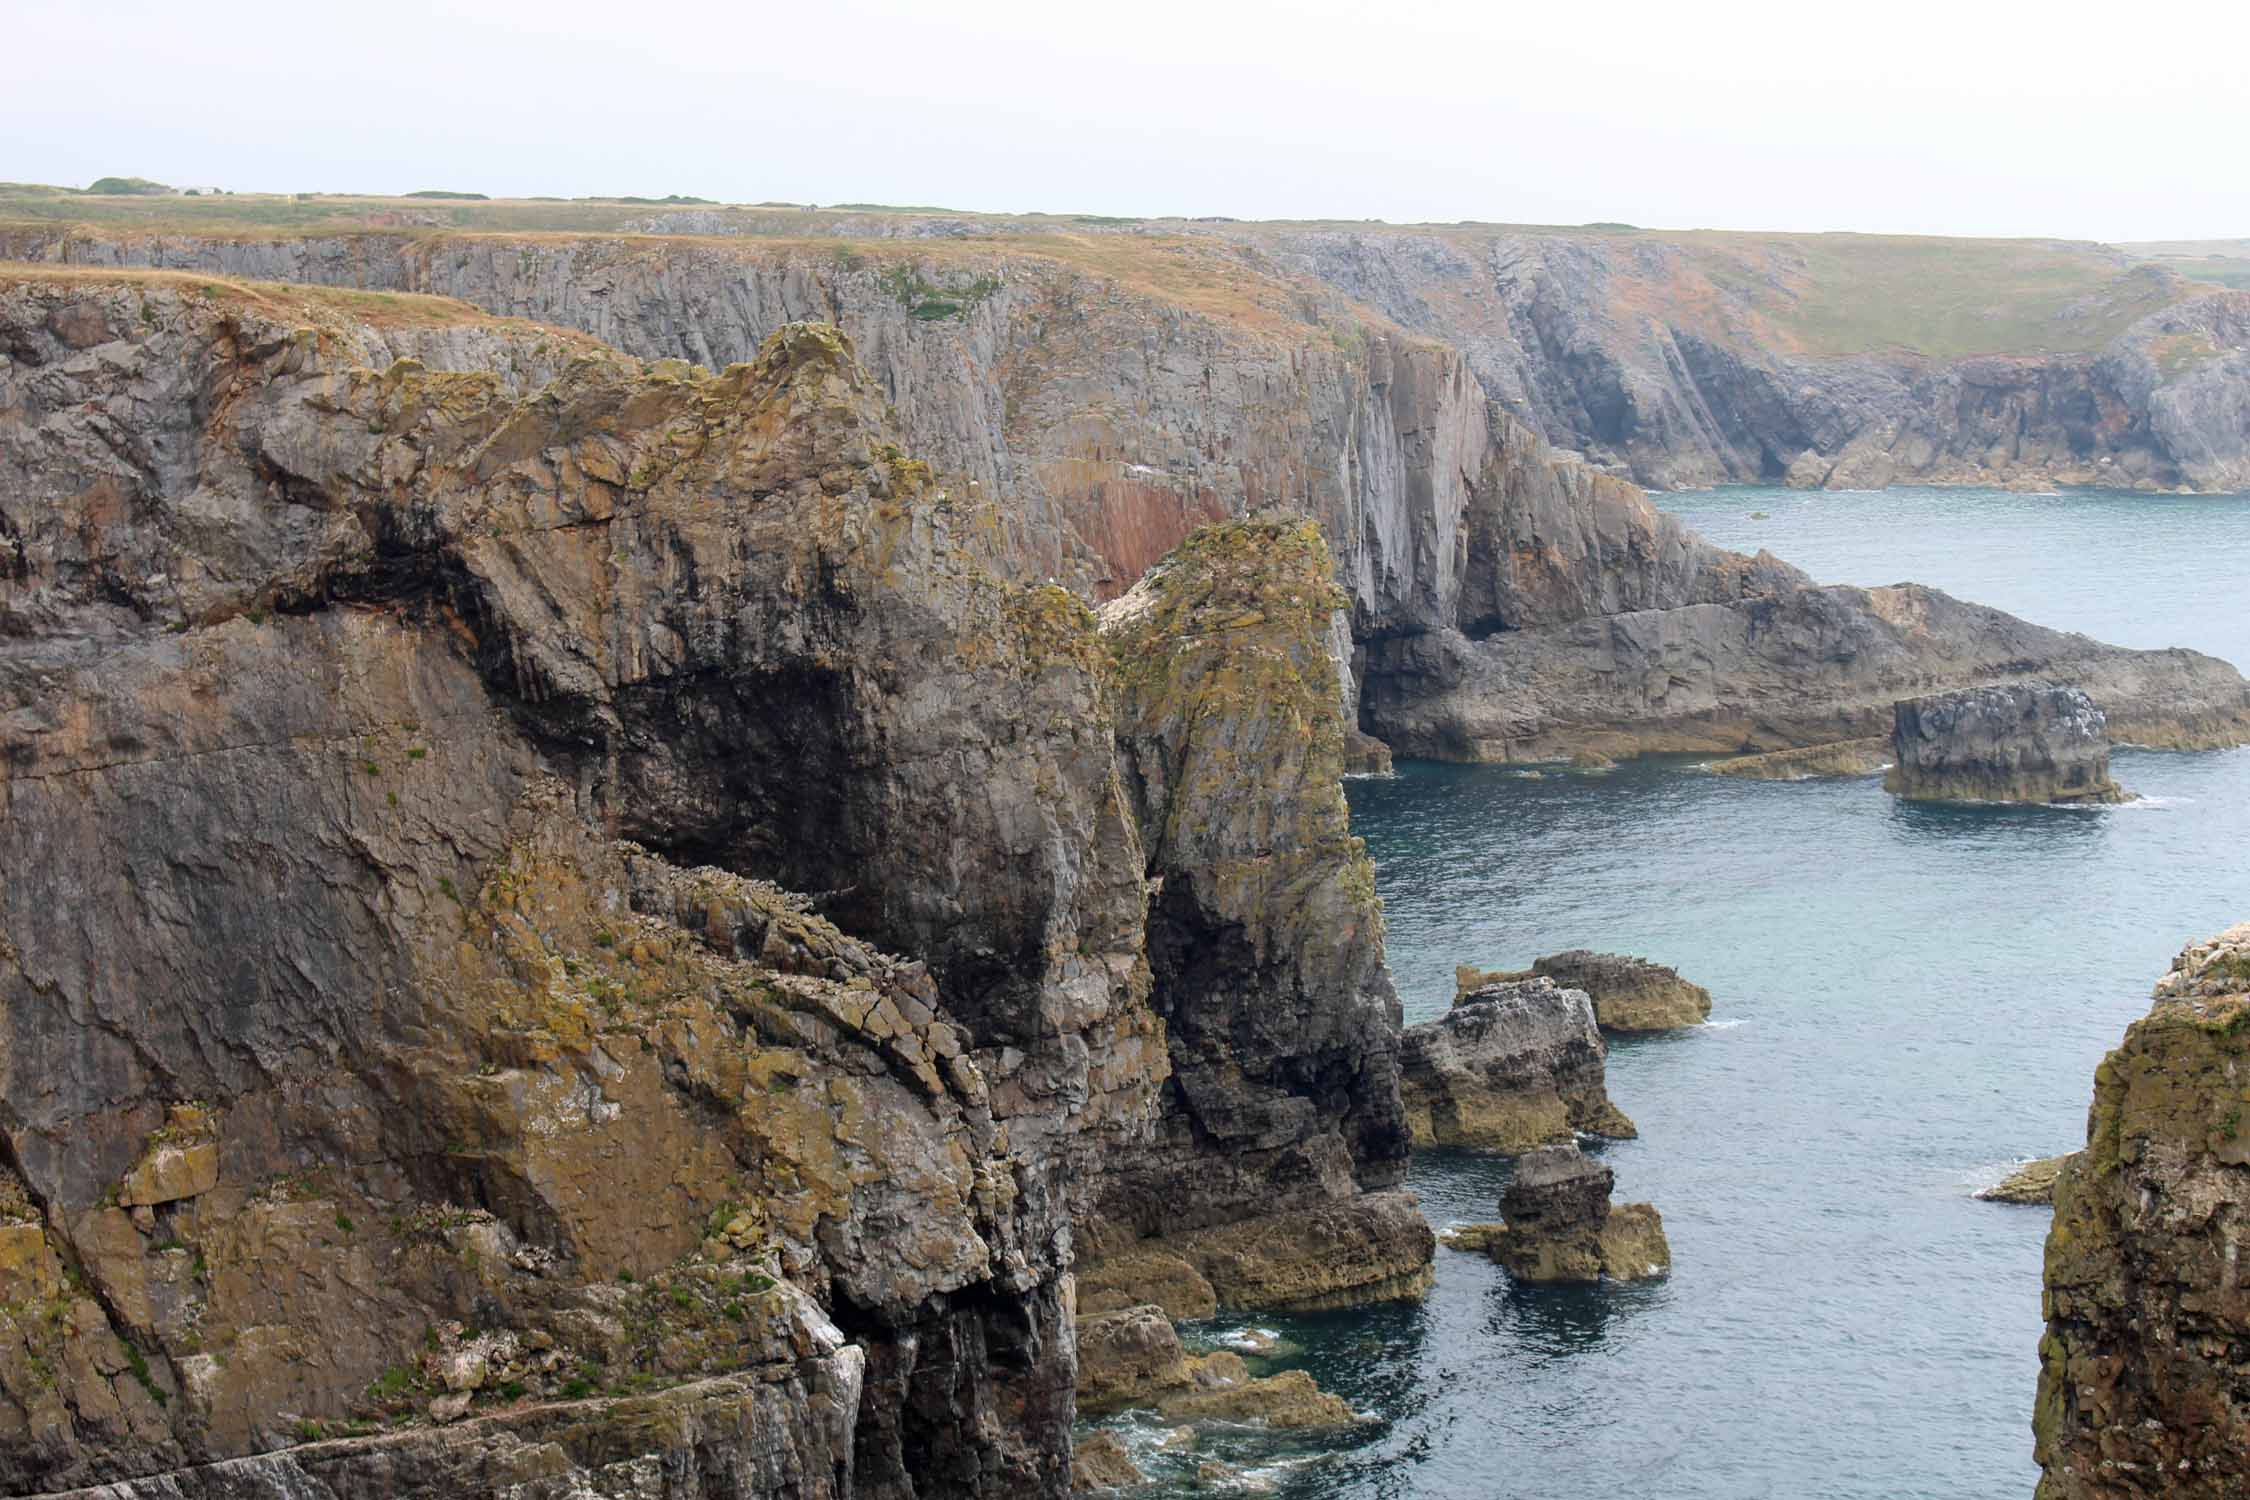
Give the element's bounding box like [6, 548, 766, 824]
[1400, 977, 1635, 1150]
[2036, 923, 2250, 1497]
[1887, 684, 2131, 804]
[1976, 1154, 2075, 1205]
[1484, 1144, 1671, 1284]
[1526, 951, 1713, 1033]
[1708, 737, 1890, 780]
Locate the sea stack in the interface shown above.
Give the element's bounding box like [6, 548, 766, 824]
[2035, 923, 2250, 1497]
[1482, 1144, 1670, 1284]
[1398, 976, 1636, 1150]
[1885, 684, 2130, 804]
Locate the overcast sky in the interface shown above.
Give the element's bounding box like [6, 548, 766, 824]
[9, 0, 2244, 242]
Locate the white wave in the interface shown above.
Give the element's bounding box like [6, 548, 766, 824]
[1703, 1017, 1749, 1029]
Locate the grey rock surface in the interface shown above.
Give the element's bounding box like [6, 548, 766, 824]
[1398, 978, 1635, 1150]
[1887, 683, 2129, 803]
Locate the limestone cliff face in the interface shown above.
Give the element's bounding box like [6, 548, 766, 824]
[2036, 924, 2250, 1498]
[0, 278, 1185, 1496]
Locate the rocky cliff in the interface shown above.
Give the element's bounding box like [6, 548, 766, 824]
[2036, 924, 2250, 1498]
[1088, 517, 1431, 1311]
[0, 272, 1430, 1496]
[1197, 224, 2250, 494]
[8, 231, 2245, 766]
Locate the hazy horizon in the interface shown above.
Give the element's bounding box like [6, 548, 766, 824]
[12, 0, 2248, 243]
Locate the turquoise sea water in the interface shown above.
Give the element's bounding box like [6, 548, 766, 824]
[1096, 486, 2250, 1498]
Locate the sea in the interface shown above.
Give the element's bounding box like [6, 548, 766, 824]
[1090, 485, 2250, 1499]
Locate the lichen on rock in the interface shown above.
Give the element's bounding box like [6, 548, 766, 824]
[2035, 922, 2250, 1498]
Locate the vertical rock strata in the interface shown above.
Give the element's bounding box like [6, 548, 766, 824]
[0, 280, 1215, 1496]
[1887, 684, 2130, 804]
[1090, 518, 1432, 1310]
[2036, 924, 2250, 1498]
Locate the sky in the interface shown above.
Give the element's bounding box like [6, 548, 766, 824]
[7, 0, 2245, 242]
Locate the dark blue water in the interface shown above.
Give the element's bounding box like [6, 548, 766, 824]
[1091, 486, 2250, 1498]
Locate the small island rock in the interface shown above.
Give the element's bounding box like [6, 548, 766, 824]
[1886, 683, 2130, 804]
[1484, 1143, 1671, 1284]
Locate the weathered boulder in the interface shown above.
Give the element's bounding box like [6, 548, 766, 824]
[1484, 1144, 1670, 1285]
[1887, 684, 2130, 804]
[1075, 1306, 1191, 1414]
[1528, 951, 1713, 1033]
[1086, 518, 1428, 1310]
[2035, 924, 2250, 1498]
[1400, 977, 1635, 1149]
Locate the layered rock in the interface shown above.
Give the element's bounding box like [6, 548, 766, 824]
[15, 229, 2246, 769]
[1887, 684, 2130, 804]
[1086, 517, 1431, 1310]
[2036, 924, 2250, 1498]
[0, 278, 1181, 1496]
[1362, 579, 2250, 762]
[1527, 952, 1712, 1033]
[1482, 1145, 1670, 1285]
[1399, 978, 1635, 1149]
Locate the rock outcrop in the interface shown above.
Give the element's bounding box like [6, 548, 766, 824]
[1399, 977, 1635, 1149]
[0, 268, 1441, 1495]
[1978, 1154, 2076, 1206]
[13, 231, 2247, 769]
[1483, 1145, 1671, 1285]
[1363, 579, 2250, 763]
[1887, 684, 2131, 804]
[1085, 518, 1430, 1311]
[2035, 924, 2250, 1498]
[1524, 952, 1713, 1033]
[1072, 1304, 1356, 1429]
